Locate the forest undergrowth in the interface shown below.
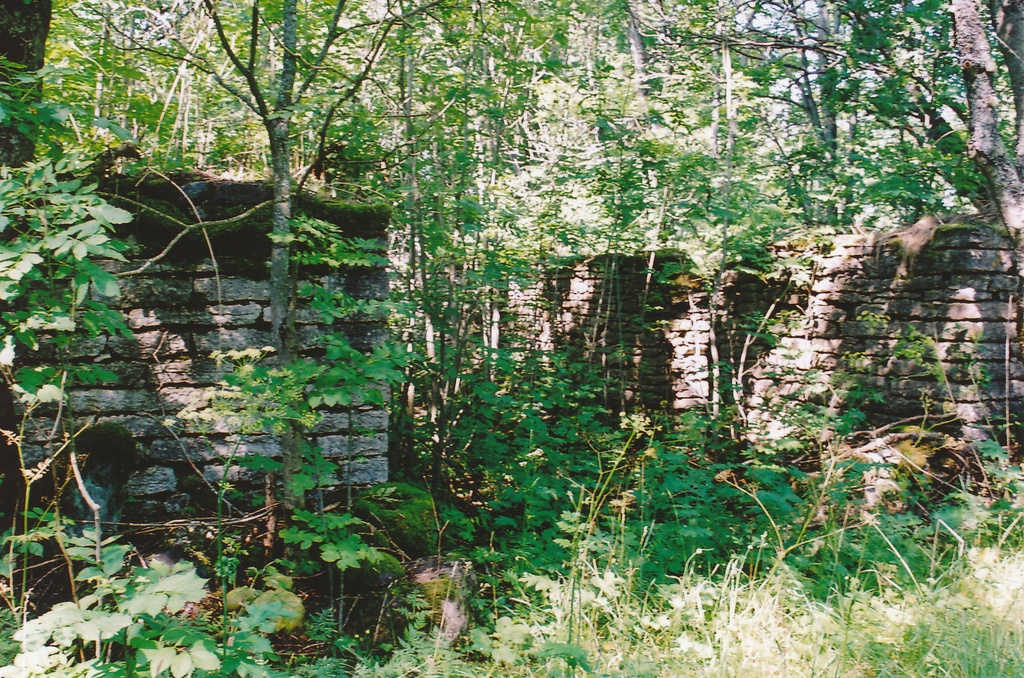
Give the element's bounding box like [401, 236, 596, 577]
[337, 403, 1024, 678]
[5, 335, 1024, 678]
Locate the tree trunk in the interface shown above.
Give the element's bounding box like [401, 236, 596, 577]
[989, 0, 1024, 168]
[0, 0, 51, 530]
[267, 0, 303, 511]
[951, 0, 1024, 267]
[267, 124, 304, 511]
[0, 0, 52, 166]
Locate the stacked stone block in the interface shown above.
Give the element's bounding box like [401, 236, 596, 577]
[20, 182, 391, 518]
[753, 221, 1022, 440]
[515, 220, 1022, 441]
[509, 255, 785, 412]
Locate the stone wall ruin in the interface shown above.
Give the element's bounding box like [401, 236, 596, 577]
[513, 219, 1023, 443]
[15, 180, 391, 521]
[753, 219, 1022, 442]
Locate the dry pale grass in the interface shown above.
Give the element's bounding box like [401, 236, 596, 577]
[345, 545, 1024, 678]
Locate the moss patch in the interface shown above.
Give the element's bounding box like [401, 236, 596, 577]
[352, 483, 436, 559]
[345, 551, 405, 591]
[296, 195, 391, 243]
[103, 175, 390, 273]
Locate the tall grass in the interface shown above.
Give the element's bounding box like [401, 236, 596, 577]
[348, 533, 1024, 678]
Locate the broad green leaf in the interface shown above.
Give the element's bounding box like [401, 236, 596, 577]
[34, 384, 63, 403]
[80, 610, 132, 643]
[170, 650, 192, 678]
[92, 117, 135, 142]
[143, 646, 177, 678]
[86, 203, 133, 225]
[189, 642, 221, 671]
[121, 593, 168, 616]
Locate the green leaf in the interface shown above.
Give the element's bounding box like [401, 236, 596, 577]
[86, 203, 133, 225]
[536, 642, 592, 670]
[84, 610, 133, 643]
[143, 646, 178, 678]
[122, 593, 168, 616]
[100, 542, 131, 575]
[492, 645, 518, 664]
[169, 650, 192, 678]
[34, 384, 63, 403]
[189, 642, 221, 671]
[92, 117, 135, 142]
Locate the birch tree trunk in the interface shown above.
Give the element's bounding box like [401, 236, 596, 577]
[951, 0, 1024, 268]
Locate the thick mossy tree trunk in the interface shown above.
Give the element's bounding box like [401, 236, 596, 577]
[0, 0, 51, 531]
[0, 0, 52, 166]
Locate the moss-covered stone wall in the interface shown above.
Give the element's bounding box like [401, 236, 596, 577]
[21, 179, 391, 520]
[751, 220, 1022, 442]
[514, 219, 1023, 442]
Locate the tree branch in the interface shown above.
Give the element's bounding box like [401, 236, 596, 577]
[202, 0, 270, 117]
[109, 197, 272, 277]
[296, 0, 350, 99]
[247, 0, 260, 77]
[989, 0, 1024, 167]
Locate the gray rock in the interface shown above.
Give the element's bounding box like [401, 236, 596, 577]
[164, 493, 191, 514]
[97, 417, 176, 438]
[148, 438, 220, 463]
[312, 409, 389, 434]
[118, 279, 194, 308]
[337, 455, 388, 485]
[408, 558, 476, 643]
[194, 277, 270, 303]
[332, 323, 390, 351]
[316, 433, 388, 459]
[72, 389, 162, 414]
[128, 467, 177, 496]
[150, 359, 232, 387]
[194, 328, 275, 353]
[212, 181, 271, 205]
[181, 181, 214, 202]
[202, 463, 264, 484]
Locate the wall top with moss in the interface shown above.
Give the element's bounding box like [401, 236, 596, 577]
[104, 176, 390, 274]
